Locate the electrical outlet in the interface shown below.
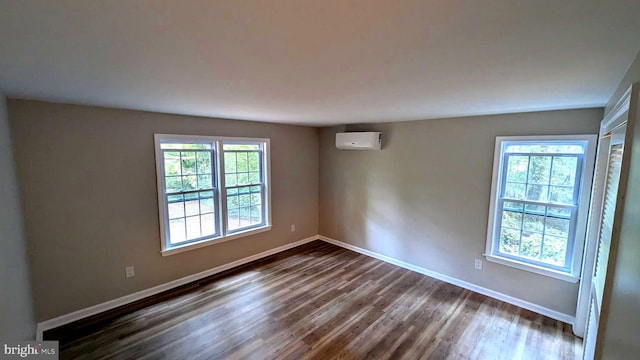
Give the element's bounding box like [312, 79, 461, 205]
[125, 266, 135, 278]
[290, 224, 296, 232]
[474, 259, 483, 270]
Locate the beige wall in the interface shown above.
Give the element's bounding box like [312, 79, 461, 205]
[6, 97, 616, 325]
[605, 50, 640, 115]
[599, 51, 640, 359]
[319, 109, 602, 315]
[0, 95, 35, 339]
[9, 100, 319, 322]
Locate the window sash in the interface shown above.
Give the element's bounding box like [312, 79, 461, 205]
[160, 147, 221, 246]
[164, 191, 221, 245]
[221, 146, 266, 234]
[499, 152, 584, 205]
[493, 146, 585, 272]
[223, 185, 266, 234]
[162, 148, 216, 195]
[494, 198, 578, 271]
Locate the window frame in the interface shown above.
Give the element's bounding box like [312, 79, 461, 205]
[154, 134, 272, 256]
[485, 135, 597, 282]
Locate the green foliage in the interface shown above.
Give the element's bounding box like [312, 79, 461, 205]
[500, 228, 520, 255]
[550, 157, 576, 186]
[504, 153, 579, 207]
[223, 144, 260, 151]
[226, 174, 237, 186]
[248, 153, 259, 171]
[238, 172, 248, 184]
[502, 211, 521, 229]
[164, 149, 214, 192]
[181, 152, 196, 175]
[237, 153, 248, 172]
[545, 217, 569, 237]
[161, 143, 211, 150]
[505, 144, 584, 154]
[541, 236, 567, 265]
[239, 194, 251, 207]
[520, 232, 542, 259]
[225, 153, 237, 172]
[506, 156, 528, 182]
[523, 214, 544, 232]
[525, 156, 551, 200]
[163, 143, 265, 238]
[197, 152, 211, 174]
[505, 183, 525, 199]
[500, 205, 569, 267]
[223, 151, 261, 187]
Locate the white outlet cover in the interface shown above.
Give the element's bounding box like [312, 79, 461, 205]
[125, 266, 135, 278]
[474, 259, 483, 270]
[290, 224, 295, 232]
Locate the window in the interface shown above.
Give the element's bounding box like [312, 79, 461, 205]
[485, 135, 596, 282]
[155, 134, 271, 255]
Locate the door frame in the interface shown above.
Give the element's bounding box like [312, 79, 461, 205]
[574, 84, 636, 338]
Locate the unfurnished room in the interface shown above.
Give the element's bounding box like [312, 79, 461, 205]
[1, 1, 640, 359]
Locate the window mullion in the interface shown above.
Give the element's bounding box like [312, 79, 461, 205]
[217, 141, 227, 237]
[260, 147, 266, 224]
[525, 154, 533, 195]
[210, 147, 218, 237]
[195, 151, 202, 237]
[539, 205, 548, 261]
[179, 151, 186, 242]
[517, 200, 525, 257]
[546, 156, 555, 200]
[517, 154, 532, 257]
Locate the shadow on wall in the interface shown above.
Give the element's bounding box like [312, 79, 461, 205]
[338, 124, 447, 264]
[333, 122, 481, 276]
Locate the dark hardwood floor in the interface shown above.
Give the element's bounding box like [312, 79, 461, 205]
[46, 241, 582, 359]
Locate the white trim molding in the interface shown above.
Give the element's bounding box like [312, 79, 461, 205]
[484, 135, 597, 282]
[36, 235, 318, 340]
[318, 235, 575, 325]
[154, 134, 272, 256]
[161, 225, 273, 256]
[484, 254, 579, 283]
[36, 234, 575, 341]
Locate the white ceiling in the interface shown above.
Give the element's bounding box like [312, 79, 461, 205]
[1, 1, 639, 126]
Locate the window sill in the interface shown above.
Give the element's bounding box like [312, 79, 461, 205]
[485, 254, 580, 283]
[161, 225, 272, 257]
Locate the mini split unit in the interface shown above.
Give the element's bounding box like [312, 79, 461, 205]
[335, 132, 382, 150]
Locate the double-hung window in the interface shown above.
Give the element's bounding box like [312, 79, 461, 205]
[485, 135, 596, 281]
[155, 134, 271, 256]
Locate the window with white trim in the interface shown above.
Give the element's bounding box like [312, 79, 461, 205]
[486, 135, 596, 282]
[155, 134, 271, 255]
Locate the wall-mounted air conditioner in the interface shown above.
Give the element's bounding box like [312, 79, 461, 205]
[335, 132, 382, 150]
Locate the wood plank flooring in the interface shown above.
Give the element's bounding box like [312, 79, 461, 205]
[45, 241, 582, 359]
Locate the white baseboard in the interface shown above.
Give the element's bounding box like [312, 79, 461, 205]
[36, 234, 575, 341]
[318, 235, 575, 325]
[36, 235, 318, 340]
